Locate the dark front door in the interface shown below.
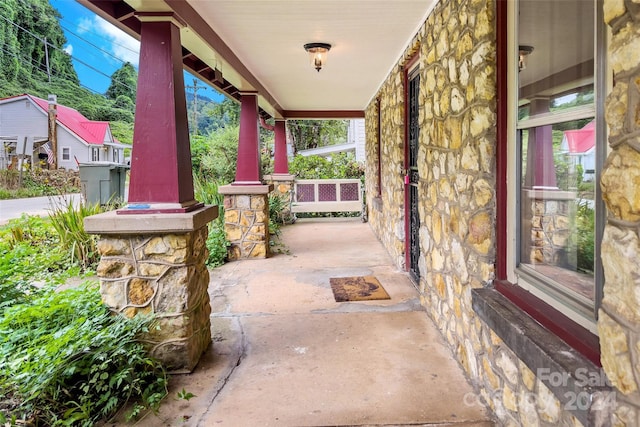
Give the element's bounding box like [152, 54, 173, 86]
[407, 70, 420, 282]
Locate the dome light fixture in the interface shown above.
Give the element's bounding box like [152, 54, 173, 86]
[304, 42, 332, 72]
[518, 45, 534, 72]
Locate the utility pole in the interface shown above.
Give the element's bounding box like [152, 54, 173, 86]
[43, 37, 51, 84]
[186, 79, 200, 135]
[48, 95, 57, 169]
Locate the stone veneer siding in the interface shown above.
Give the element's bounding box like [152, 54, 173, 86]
[223, 193, 270, 260]
[365, 0, 592, 425]
[96, 227, 211, 372]
[598, 0, 640, 423]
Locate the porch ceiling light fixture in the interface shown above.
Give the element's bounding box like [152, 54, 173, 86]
[304, 42, 331, 72]
[518, 45, 534, 72]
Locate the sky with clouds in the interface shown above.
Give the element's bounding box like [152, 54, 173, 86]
[50, 0, 223, 102]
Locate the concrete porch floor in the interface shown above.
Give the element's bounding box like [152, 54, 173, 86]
[132, 218, 494, 426]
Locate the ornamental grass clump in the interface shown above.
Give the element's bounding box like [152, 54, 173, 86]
[0, 284, 168, 425]
[48, 198, 105, 269]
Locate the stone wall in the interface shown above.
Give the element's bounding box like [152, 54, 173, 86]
[364, 66, 410, 269]
[95, 227, 212, 372]
[364, 0, 604, 425]
[598, 0, 640, 423]
[264, 174, 296, 224]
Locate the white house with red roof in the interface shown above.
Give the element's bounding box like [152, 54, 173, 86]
[0, 94, 128, 171]
[561, 120, 596, 182]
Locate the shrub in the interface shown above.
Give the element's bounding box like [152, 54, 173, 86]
[0, 215, 73, 312]
[48, 198, 108, 269]
[289, 152, 363, 179]
[0, 284, 167, 425]
[576, 200, 595, 273]
[193, 173, 229, 267]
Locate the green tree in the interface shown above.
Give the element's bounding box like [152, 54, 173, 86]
[198, 125, 240, 184]
[288, 120, 348, 153]
[106, 62, 137, 102]
[0, 0, 78, 88]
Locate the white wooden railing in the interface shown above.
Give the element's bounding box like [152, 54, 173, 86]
[292, 179, 362, 213]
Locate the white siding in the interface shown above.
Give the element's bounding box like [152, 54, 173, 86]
[0, 99, 48, 139]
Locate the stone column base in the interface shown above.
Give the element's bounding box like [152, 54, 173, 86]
[219, 184, 273, 260]
[84, 206, 218, 372]
[264, 174, 296, 224]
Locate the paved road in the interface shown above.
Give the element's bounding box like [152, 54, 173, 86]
[0, 193, 84, 224]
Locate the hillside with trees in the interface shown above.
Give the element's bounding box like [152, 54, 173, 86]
[0, 0, 135, 143]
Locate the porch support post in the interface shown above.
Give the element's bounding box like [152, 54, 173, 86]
[84, 12, 216, 372]
[524, 97, 557, 189]
[273, 119, 289, 175]
[233, 92, 262, 185]
[123, 12, 202, 214]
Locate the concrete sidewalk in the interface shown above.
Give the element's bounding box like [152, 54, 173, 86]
[132, 218, 493, 426]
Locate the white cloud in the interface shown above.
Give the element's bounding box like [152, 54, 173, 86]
[77, 16, 140, 66]
[63, 44, 73, 55]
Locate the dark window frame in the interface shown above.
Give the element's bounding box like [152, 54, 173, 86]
[493, 0, 601, 365]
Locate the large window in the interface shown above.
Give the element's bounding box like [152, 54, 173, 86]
[509, 0, 605, 332]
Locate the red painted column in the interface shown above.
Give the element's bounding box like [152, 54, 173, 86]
[524, 97, 557, 189]
[273, 119, 289, 175]
[123, 13, 201, 213]
[233, 93, 262, 185]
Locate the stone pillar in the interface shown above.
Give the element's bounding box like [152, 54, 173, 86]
[85, 207, 218, 372]
[598, 0, 640, 424]
[125, 12, 201, 213]
[520, 189, 575, 267]
[273, 119, 290, 175]
[218, 185, 273, 260]
[264, 173, 296, 224]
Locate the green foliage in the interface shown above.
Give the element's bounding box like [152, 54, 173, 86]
[204, 98, 240, 131]
[48, 199, 109, 269]
[193, 174, 229, 267]
[109, 120, 134, 146]
[0, 0, 78, 88]
[0, 284, 168, 425]
[0, 1, 137, 126]
[177, 388, 195, 401]
[0, 215, 75, 311]
[289, 153, 364, 179]
[198, 125, 240, 185]
[105, 62, 137, 102]
[288, 120, 348, 152]
[576, 200, 595, 274]
[190, 134, 210, 172]
[0, 169, 80, 200]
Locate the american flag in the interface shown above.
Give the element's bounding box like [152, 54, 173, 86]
[43, 142, 55, 164]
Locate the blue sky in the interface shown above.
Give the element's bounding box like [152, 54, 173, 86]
[50, 0, 224, 102]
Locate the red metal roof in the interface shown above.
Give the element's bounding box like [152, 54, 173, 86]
[0, 94, 109, 145]
[563, 120, 595, 154]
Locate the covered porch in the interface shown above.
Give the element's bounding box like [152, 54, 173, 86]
[125, 218, 492, 426]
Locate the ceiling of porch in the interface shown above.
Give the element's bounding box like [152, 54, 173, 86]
[80, 0, 437, 119]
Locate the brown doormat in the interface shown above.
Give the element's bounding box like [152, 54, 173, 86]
[329, 276, 391, 302]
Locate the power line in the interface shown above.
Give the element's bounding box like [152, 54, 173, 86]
[0, 42, 105, 96]
[0, 13, 136, 93]
[57, 15, 138, 55]
[59, 23, 131, 66]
